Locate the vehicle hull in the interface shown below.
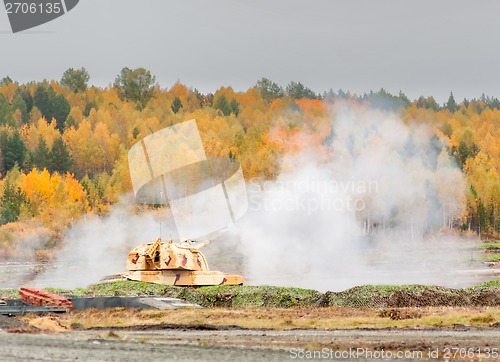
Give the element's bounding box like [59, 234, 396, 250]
[123, 270, 244, 286]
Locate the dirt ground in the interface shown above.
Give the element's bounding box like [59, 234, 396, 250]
[80, 328, 500, 360]
[0, 324, 499, 361]
[1, 307, 500, 361]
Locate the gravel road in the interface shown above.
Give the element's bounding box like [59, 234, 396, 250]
[0, 328, 499, 361]
[0, 331, 285, 362]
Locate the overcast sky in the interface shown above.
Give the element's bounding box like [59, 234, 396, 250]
[1, 0, 499, 102]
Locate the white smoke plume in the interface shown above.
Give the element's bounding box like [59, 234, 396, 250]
[0, 222, 51, 289]
[32, 197, 176, 289]
[235, 105, 476, 292]
[30, 105, 480, 291]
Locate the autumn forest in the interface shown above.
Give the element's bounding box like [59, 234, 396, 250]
[0, 67, 498, 259]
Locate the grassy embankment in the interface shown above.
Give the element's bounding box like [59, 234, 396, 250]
[3, 280, 499, 330]
[2, 280, 499, 308]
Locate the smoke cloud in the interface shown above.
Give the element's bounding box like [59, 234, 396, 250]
[33, 197, 177, 289]
[235, 105, 474, 292]
[31, 105, 479, 291]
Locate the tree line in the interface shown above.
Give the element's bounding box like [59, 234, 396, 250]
[0, 68, 497, 255]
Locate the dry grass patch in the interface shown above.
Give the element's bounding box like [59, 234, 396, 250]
[30, 306, 500, 331]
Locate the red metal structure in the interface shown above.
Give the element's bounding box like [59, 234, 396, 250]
[19, 287, 73, 310]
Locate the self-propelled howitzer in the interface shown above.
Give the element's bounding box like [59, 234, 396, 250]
[122, 238, 244, 286]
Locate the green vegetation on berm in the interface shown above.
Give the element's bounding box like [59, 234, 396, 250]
[3, 280, 498, 308]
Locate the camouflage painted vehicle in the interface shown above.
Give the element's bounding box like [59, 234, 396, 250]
[122, 238, 245, 286]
